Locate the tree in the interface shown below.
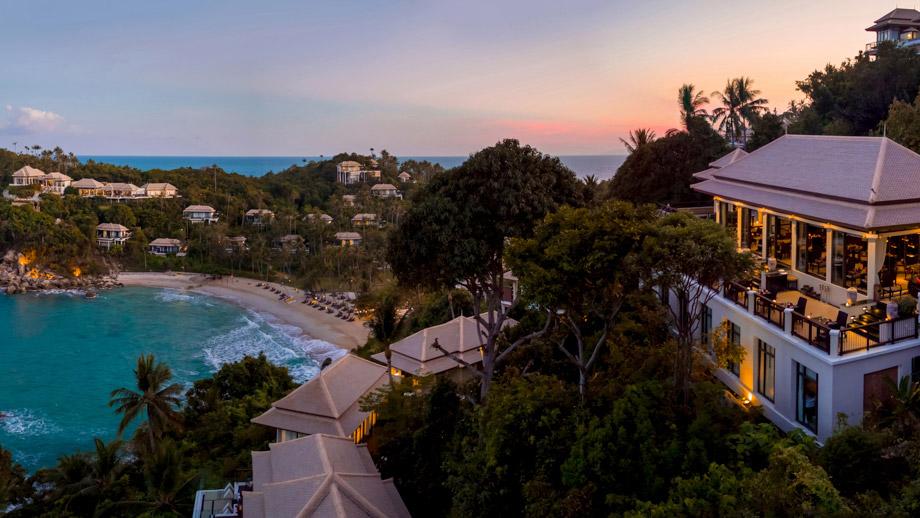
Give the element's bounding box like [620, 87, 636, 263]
[619, 128, 657, 154]
[109, 354, 184, 452]
[387, 139, 581, 400]
[712, 77, 768, 146]
[0, 446, 31, 509]
[507, 202, 655, 397]
[640, 212, 751, 403]
[678, 84, 709, 129]
[745, 111, 786, 151]
[883, 94, 920, 153]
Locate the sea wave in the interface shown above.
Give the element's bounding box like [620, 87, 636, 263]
[0, 409, 62, 436]
[155, 289, 214, 306]
[200, 311, 342, 383]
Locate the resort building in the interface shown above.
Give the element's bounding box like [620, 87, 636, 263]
[10, 165, 46, 186]
[334, 231, 362, 247]
[683, 135, 920, 441]
[224, 235, 248, 253]
[502, 271, 520, 307]
[102, 182, 143, 200]
[306, 213, 333, 224]
[140, 182, 178, 198]
[95, 223, 131, 249]
[71, 178, 106, 197]
[351, 213, 377, 227]
[252, 354, 388, 443]
[244, 208, 275, 226]
[370, 183, 401, 199]
[148, 238, 184, 256]
[336, 160, 365, 184]
[39, 172, 72, 194]
[866, 8, 920, 56]
[274, 234, 305, 252]
[372, 313, 517, 381]
[342, 194, 356, 207]
[397, 171, 412, 183]
[183, 205, 219, 223]
[239, 434, 410, 518]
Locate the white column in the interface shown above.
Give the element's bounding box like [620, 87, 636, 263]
[825, 229, 834, 288]
[784, 307, 794, 335]
[761, 212, 768, 259]
[790, 221, 798, 271]
[866, 236, 879, 301]
[747, 290, 757, 314]
[829, 329, 840, 357]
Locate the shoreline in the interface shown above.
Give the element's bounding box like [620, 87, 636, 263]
[117, 272, 369, 350]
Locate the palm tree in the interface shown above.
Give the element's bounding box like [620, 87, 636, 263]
[619, 128, 657, 154]
[109, 440, 196, 517]
[712, 77, 768, 146]
[109, 354, 183, 452]
[62, 438, 126, 514]
[678, 84, 709, 129]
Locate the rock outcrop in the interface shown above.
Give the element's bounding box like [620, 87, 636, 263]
[0, 250, 122, 294]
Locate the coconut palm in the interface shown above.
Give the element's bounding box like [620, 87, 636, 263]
[61, 438, 126, 514]
[108, 440, 196, 517]
[678, 84, 709, 129]
[619, 128, 657, 154]
[712, 77, 768, 146]
[109, 354, 183, 452]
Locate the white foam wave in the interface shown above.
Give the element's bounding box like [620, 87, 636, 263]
[0, 409, 62, 436]
[200, 311, 341, 383]
[155, 289, 214, 306]
[29, 289, 85, 297]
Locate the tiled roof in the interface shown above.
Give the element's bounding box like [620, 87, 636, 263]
[148, 238, 181, 246]
[370, 183, 397, 191]
[335, 232, 361, 240]
[71, 178, 105, 188]
[183, 205, 216, 212]
[708, 148, 748, 168]
[11, 165, 45, 178]
[243, 434, 410, 518]
[96, 223, 129, 232]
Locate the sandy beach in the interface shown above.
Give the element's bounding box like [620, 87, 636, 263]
[117, 272, 369, 350]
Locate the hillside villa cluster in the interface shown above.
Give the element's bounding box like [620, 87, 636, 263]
[10, 165, 179, 199]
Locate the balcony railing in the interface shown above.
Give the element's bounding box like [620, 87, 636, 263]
[722, 281, 748, 308]
[839, 315, 918, 355]
[753, 293, 785, 329]
[791, 312, 831, 354]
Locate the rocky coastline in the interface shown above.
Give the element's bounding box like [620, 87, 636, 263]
[0, 250, 122, 295]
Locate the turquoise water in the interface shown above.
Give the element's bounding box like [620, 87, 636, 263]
[80, 155, 626, 180]
[0, 287, 342, 472]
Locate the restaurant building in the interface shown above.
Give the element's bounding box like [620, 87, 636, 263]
[687, 135, 920, 441]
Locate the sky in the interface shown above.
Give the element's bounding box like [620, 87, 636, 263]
[0, 1, 901, 156]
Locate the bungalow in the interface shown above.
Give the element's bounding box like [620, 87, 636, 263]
[96, 223, 131, 249]
[397, 171, 412, 183]
[251, 354, 388, 443]
[102, 182, 143, 200]
[351, 213, 377, 227]
[239, 434, 410, 518]
[141, 182, 178, 198]
[148, 238, 183, 256]
[371, 313, 517, 381]
[39, 172, 72, 194]
[306, 213, 333, 224]
[682, 135, 920, 441]
[336, 160, 365, 185]
[334, 231, 362, 247]
[342, 194, 356, 207]
[244, 209, 274, 226]
[224, 235, 248, 253]
[10, 165, 45, 186]
[183, 205, 219, 223]
[274, 234, 305, 252]
[370, 183, 401, 199]
[71, 178, 106, 197]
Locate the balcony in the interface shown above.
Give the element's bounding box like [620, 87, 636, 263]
[720, 280, 918, 356]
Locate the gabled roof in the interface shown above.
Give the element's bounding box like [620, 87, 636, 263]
[252, 354, 387, 437]
[243, 434, 410, 518]
[867, 8, 920, 31]
[183, 204, 216, 212]
[370, 183, 397, 191]
[11, 165, 45, 178]
[371, 313, 517, 376]
[149, 238, 181, 247]
[335, 232, 362, 241]
[691, 135, 920, 231]
[352, 213, 377, 221]
[42, 172, 72, 181]
[71, 178, 105, 188]
[708, 148, 748, 168]
[141, 182, 177, 190]
[96, 223, 129, 232]
[103, 182, 141, 192]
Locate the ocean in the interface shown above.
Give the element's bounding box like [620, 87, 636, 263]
[0, 287, 342, 471]
[81, 155, 626, 180]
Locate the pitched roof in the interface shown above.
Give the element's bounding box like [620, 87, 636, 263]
[253, 354, 386, 437]
[335, 232, 362, 241]
[370, 183, 397, 191]
[351, 213, 377, 221]
[371, 314, 517, 376]
[96, 223, 129, 232]
[243, 434, 410, 518]
[141, 182, 177, 190]
[397, 171, 411, 179]
[11, 165, 45, 178]
[708, 148, 748, 168]
[42, 172, 72, 181]
[103, 182, 140, 192]
[246, 208, 274, 216]
[183, 204, 216, 212]
[149, 238, 182, 247]
[71, 178, 105, 188]
[867, 8, 920, 31]
[691, 135, 920, 231]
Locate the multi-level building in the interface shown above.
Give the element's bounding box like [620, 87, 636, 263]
[335, 160, 365, 184]
[95, 223, 131, 249]
[244, 208, 274, 226]
[684, 135, 920, 441]
[866, 8, 920, 56]
[370, 183, 401, 199]
[183, 205, 219, 223]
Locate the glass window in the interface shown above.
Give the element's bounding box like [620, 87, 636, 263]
[757, 340, 775, 402]
[727, 321, 741, 376]
[721, 204, 738, 244]
[831, 231, 867, 291]
[796, 223, 826, 278]
[701, 304, 712, 347]
[796, 362, 819, 433]
[913, 356, 920, 385]
[882, 234, 920, 290]
[766, 214, 792, 267]
[740, 208, 762, 254]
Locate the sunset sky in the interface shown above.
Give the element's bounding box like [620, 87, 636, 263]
[0, 1, 898, 156]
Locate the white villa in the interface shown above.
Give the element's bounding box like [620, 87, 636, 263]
[224, 235, 248, 253]
[96, 223, 131, 249]
[335, 160, 365, 185]
[71, 178, 106, 197]
[10, 166, 72, 195]
[183, 205, 219, 223]
[682, 135, 920, 441]
[306, 213, 333, 224]
[351, 213, 377, 227]
[148, 238, 184, 256]
[139, 182, 178, 198]
[397, 171, 412, 183]
[11, 165, 45, 186]
[866, 8, 920, 56]
[244, 208, 274, 226]
[334, 231, 362, 247]
[370, 183, 401, 199]
[342, 194, 356, 207]
[252, 354, 388, 443]
[372, 313, 517, 381]
[102, 182, 143, 199]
